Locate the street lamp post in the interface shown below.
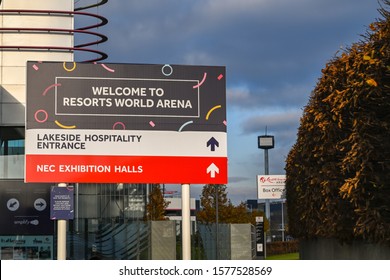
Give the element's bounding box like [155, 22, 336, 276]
[258, 134, 274, 243]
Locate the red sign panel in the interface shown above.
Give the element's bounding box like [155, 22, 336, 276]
[26, 155, 227, 184]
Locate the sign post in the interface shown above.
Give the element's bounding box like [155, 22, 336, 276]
[181, 184, 191, 260]
[257, 134, 275, 244]
[56, 183, 67, 260]
[50, 183, 74, 260]
[26, 62, 227, 260]
[57, 215, 66, 259]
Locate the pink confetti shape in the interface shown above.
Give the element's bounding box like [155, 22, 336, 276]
[113, 122, 125, 130]
[193, 72, 207, 89]
[33, 64, 39, 71]
[223, 120, 227, 126]
[94, 62, 115, 72]
[218, 74, 224, 80]
[42, 83, 61, 96]
[149, 121, 156, 127]
[34, 110, 48, 123]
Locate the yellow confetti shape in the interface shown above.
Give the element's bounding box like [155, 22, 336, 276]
[55, 120, 76, 129]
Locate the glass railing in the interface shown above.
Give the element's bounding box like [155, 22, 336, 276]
[0, 154, 24, 179]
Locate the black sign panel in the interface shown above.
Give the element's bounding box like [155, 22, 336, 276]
[26, 62, 226, 132]
[256, 216, 265, 257]
[56, 77, 200, 117]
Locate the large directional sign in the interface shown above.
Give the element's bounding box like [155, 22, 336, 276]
[25, 62, 227, 184]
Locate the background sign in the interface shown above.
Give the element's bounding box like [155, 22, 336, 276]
[255, 216, 265, 257]
[257, 175, 286, 199]
[0, 181, 54, 235]
[25, 62, 227, 184]
[0, 235, 53, 260]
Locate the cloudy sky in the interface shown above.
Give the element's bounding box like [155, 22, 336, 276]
[76, 0, 382, 203]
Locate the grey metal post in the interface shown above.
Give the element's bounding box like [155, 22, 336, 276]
[258, 134, 274, 244]
[264, 149, 271, 243]
[57, 183, 67, 260]
[281, 200, 285, 241]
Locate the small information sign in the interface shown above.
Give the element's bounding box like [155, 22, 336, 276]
[50, 185, 74, 220]
[255, 216, 265, 257]
[257, 175, 286, 199]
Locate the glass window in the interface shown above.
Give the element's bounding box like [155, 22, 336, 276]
[0, 126, 25, 179]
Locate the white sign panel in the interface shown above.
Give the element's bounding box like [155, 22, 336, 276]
[257, 175, 286, 199]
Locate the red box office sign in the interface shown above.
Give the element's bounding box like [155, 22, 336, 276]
[25, 62, 227, 184]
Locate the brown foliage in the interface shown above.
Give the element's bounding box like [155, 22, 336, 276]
[197, 184, 269, 229]
[286, 1, 390, 244]
[145, 184, 170, 221]
[267, 241, 299, 256]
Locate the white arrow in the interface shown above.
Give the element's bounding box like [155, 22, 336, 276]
[207, 163, 219, 178]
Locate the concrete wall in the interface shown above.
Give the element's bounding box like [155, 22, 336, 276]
[150, 220, 176, 260]
[230, 224, 255, 260]
[199, 223, 255, 260]
[0, 0, 74, 125]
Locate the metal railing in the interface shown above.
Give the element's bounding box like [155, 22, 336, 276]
[0, 1, 108, 62]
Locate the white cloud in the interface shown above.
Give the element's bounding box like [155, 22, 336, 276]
[241, 110, 301, 134]
[182, 51, 216, 65]
[227, 86, 253, 107]
[227, 83, 312, 110]
[77, 0, 382, 204]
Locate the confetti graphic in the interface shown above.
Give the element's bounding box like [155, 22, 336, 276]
[193, 72, 207, 89]
[55, 120, 76, 129]
[206, 105, 222, 120]
[178, 120, 194, 132]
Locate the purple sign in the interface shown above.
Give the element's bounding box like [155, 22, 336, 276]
[50, 186, 74, 220]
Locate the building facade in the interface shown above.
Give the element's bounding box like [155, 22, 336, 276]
[0, 0, 152, 260]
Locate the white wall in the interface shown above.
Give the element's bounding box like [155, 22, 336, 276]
[166, 197, 196, 210]
[0, 0, 74, 125]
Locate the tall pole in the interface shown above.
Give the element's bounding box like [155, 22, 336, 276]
[264, 149, 269, 175]
[75, 183, 79, 233]
[181, 184, 191, 260]
[215, 184, 219, 260]
[264, 149, 271, 243]
[281, 199, 285, 242]
[57, 183, 67, 260]
[258, 134, 274, 244]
